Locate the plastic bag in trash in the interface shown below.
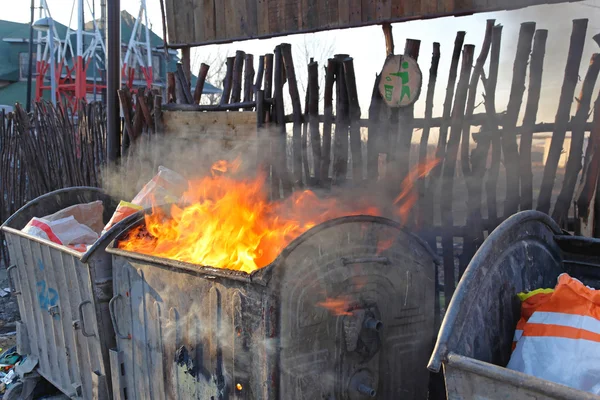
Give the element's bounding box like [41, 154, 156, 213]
[22, 216, 99, 250]
[102, 166, 187, 234]
[41, 200, 104, 234]
[507, 273, 600, 394]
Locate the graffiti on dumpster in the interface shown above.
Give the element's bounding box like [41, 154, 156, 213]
[36, 259, 59, 316]
[378, 55, 422, 108]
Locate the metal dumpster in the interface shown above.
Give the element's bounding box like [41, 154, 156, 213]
[428, 210, 600, 400]
[1, 187, 132, 399]
[106, 213, 438, 399]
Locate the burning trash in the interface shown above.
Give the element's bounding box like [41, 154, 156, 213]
[117, 160, 382, 273]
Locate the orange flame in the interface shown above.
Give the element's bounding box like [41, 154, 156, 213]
[118, 158, 439, 273]
[393, 157, 441, 224]
[118, 160, 380, 273]
[316, 295, 354, 316]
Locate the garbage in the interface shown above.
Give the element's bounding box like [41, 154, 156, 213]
[102, 166, 188, 233]
[20, 200, 105, 252]
[507, 273, 600, 395]
[0, 289, 9, 298]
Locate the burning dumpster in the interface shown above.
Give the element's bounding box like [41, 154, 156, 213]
[428, 210, 600, 400]
[107, 206, 438, 399]
[0, 187, 136, 399]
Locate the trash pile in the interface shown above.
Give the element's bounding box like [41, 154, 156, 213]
[508, 273, 600, 395]
[21, 166, 187, 252]
[0, 347, 22, 395]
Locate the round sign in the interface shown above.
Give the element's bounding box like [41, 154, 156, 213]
[378, 55, 422, 108]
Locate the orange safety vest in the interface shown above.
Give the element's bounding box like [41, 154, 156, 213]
[507, 273, 600, 395]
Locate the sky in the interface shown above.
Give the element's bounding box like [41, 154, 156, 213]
[4, 1, 600, 126]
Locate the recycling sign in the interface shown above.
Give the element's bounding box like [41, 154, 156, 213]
[378, 55, 422, 108]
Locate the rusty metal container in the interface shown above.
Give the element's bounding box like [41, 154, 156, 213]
[1, 187, 134, 400]
[428, 210, 600, 400]
[107, 214, 438, 399]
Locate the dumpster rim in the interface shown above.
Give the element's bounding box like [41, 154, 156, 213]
[427, 210, 561, 372]
[106, 211, 439, 286]
[444, 352, 600, 400]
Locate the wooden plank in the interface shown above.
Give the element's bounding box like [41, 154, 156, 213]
[538, 19, 588, 214]
[390, 0, 403, 20]
[303, 0, 319, 29]
[376, 0, 392, 20]
[421, 0, 437, 14]
[257, 0, 270, 36]
[349, 0, 362, 24]
[214, 0, 227, 40]
[225, 0, 244, 39]
[193, 0, 205, 43]
[267, 0, 282, 34]
[362, 0, 378, 23]
[338, 0, 350, 26]
[284, 0, 300, 32]
[519, 29, 548, 211]
[202, 0, 216, 41]
[162, 111, 257, 139]
[245, 0, 259, 37]
[164, 0, 178, 44]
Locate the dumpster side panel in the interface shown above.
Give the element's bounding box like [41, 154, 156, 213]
[111, 256, 269, 400]
[5, 231, 112, 398]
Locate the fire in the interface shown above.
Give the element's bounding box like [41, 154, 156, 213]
[316, 295, 354, 316]
[118, 158, 439, 273]
[118, 160, 380, 273]
[393, 157, 440, 224]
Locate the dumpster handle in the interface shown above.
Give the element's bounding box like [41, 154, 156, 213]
[6, 265, 21, 295]
[78, 300, 96, 337]
[109, 294, 131, 340]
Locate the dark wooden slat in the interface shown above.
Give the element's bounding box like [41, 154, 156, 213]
[273, 45, 293, 196]
[333, 55, 350, 184]
[538, 19, 588, 214]
[418, 42, 441, 235]
[167, 72, 177, 103]
[349, 0, 362, 24]
[441, 44, 474, 307]
[502, 21, 536, 217]
[193, 63, 210, 105]
[367, 73, 384, 181]
[302, 82, 311, 184]
[577, 96, 600, 223]
[281, 43, 304, 186]
[321, 58, 336, 184]
[254, 55, 265, 94]
[462, 19, 494, 274]
[214, 0, 227, 39]
[221, 56, 235, 105]
[257, 0, 270, 35]
[244, 54, 256, 103]
[308, 61, 321, 184]
[519, 29, 548, 211]
[245, 0, 259, 36]
[231, 50, 246, 104]
[263, 53, 274, 99]
[267, 0, 281, 34]
[202, 0, 216, 40]
[338, 0, 350, 26]
[344, 57, 363, 183]
[553, 53, 600, 225]
[431, 31, 465, 181]
[484, 25, 504, 231]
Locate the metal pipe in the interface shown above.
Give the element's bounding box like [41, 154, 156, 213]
[26, 0, 35, 112]
[48, 26, 56, 106]
[106, 0, 120, 161]
[357, 384, 377, 397]
[363, 317, 383, 332]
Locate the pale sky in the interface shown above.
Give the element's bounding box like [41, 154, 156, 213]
[5, 1, 600, 126]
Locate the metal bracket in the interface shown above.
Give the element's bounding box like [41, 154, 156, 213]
[7, 265, 21, 295]
[47, 305, 60, 317]
[78, 300, 96, 337]
[109, 294, 131, 340]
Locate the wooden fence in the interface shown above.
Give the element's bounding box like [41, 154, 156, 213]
[0, 102, 106, 266]
[161, 17, 600, 308]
